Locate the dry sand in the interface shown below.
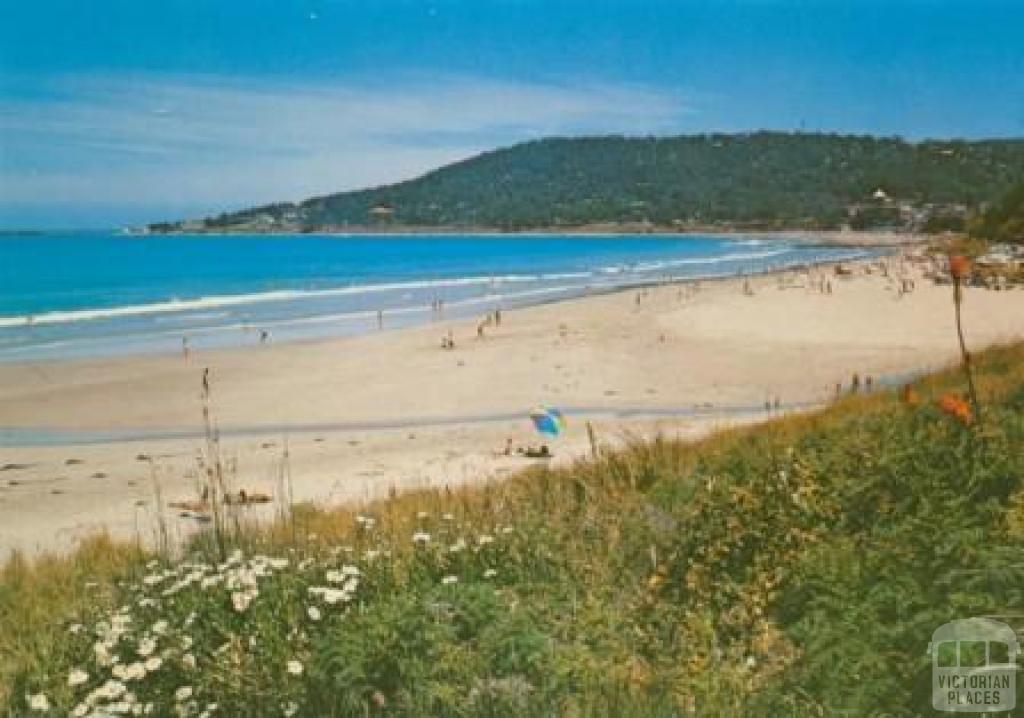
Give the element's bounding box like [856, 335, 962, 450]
[2, 251, 1023, 558]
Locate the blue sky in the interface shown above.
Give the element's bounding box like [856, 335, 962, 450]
[2, 0, 1023, 228]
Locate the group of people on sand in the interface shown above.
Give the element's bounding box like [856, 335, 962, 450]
[676, 282, 701, 302]
[476, 309, 502, 338]
[441, 308, 503, 348]
[836, 372, 875, 396]
[499, 437, 552, 459]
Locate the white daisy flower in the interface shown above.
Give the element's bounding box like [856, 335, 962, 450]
[27, 693, 50, 711]
[286, 660, 304, 676]
[68, 668, 89, 687]
[308, 586, 350, 604]
[97, 679, 127, 700]
[231, 589, 257, 613]
[113, 662, 147, 681]
[442, 575, 458, 585]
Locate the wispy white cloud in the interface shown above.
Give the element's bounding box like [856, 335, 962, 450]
[0, 73, 694, 224]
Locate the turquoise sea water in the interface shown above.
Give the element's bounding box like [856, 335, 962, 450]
[0, 232, 874, 361]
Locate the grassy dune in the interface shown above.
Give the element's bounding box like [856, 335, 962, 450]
[3, 344, 1024, 716]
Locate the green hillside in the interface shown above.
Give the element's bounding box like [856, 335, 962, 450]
[155, 132, 1024, 232]
[971, 180, 1024, 243]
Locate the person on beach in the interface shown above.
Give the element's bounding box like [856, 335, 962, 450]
[182, 337, 191, 361]
[851, 372, 860, 394]
[494, 309, 502, 326]
[377, 310, 384, 330]
[441, 329, 455, 350]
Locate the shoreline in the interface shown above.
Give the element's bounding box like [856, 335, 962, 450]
[136, 226, 932, 248]
[1, 236, 889, 364]
[3, 245, 1023, 558]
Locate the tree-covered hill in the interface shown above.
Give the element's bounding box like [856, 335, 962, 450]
[155, 132, 1024, 232]
[970, 180, 1024, 243]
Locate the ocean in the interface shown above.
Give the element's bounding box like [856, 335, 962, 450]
[0, 232, 875, 361]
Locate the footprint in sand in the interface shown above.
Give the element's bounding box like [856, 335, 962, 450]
[65, 458, 84, 465]
[1, 463, 31, 471]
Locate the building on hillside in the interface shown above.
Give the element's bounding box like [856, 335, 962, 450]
[369, 205, 395, 222]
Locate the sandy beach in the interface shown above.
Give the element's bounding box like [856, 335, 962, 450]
[2, 248, 1023, 558]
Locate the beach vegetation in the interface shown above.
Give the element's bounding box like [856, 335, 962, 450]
[2, 343, 1024, 715]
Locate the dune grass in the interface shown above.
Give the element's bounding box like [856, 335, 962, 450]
[2, 343, 1023, 716]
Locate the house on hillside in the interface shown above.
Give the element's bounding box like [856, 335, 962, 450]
[369, 204, 395, 222]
